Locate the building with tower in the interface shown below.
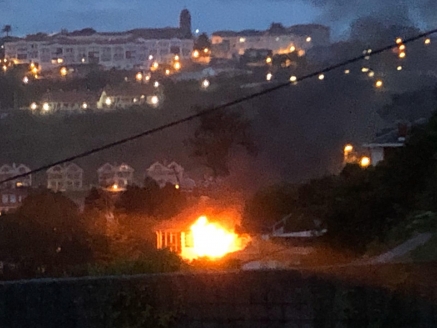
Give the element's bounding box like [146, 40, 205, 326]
[5, 10, 194, 72]
[180, 9, 192, 38]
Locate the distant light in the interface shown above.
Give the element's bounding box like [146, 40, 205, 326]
[306, 36, 312, 42]
[175, 184, 180, 190]
[375, 80, 383, 88]
[239, 37, 246, 43]
[135, 72, 143, 81]
[192, 50, 200, 58]
[60, 67, 68, 77]
[57, 58, 64, 64]
[145, 74, 151, 81]
[42, 102, 50, 111]
[152, 62, 159, 69]
[344, 144, 353, 153]
[289, 75, 297, 82]
[344, 69, 350, 74]
[203, 48, 209, 53]
[112, 184, 118, 191]
[425, 38, 431, 45]
[266, 73, 273, 81]
[2, 65, 7, 72]
[174, 55, 180, 61]
[22, 76, 29, 84]
[397, 66, 403, 71]
[165, 69, 170, 75]
[151, 95, 159, 105]
[105, 98, 112, 106]
[195, 29, 200, 34]
[360, 156, 371, 168]
[318, 74, 324, 80]
[289, 45, 296, 52]
[30, 62, 35, 69]
[201, 79, 210, 89]
[361, 67, 369, 73]
[367, 49, 372, 54]
[174, 62, 181, 70]
[399, 52, 406, 59]
[364, 56, 370, 60]
[396, 37, 403, 44]
[368, 71, 375, 77]
[133, 98, 138, 103]
[81, 58, 86, 63]
[30, 102, 37, 110]
[148, 55, 154, 60]
[266, 57, 272, 64]
[82, 102, 88, 109]
[399, 44, 406, 51]
[154, 81, 160, 88]
[32, 67, 38, 74]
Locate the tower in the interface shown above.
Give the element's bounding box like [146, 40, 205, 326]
[180, 9, 192, 38]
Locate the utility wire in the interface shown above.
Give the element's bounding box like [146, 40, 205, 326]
[1, 28, 437, 185]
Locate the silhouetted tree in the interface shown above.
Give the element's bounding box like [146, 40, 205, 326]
[194, 33, 211, 51]
[0, 191, 93, 278]
[2, 25, 11, 37]
[188, 108, 257, 177]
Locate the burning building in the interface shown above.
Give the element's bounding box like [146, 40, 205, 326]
[154, 204, 250, 261]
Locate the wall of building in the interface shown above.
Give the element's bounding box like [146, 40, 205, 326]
[0, 267, 436, 327]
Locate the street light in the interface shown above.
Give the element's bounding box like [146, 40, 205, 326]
[201, 79, 210, 89]
[266, 73, 273, 81]
[60, 67, 68, 77]
[192, 50, 200, 58]
[30, 102, 37, 110]
[318, 74, 325, 80]
[105, 98, 112, 106]
[136, 72, 143, 82]
[42, 103, 50, 111]
[22, 76, 29, 84]
[174, 62, 181, 70]
[154, 81, 160, 88]
[306, 36, 312, 42]
[375, 80, 383, 88]
[82, 102, 88, 109]
[151, 95, 159, 106]
[360, 156, 371, 168]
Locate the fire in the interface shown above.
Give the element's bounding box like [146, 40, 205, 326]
[182, 216, 249, 260]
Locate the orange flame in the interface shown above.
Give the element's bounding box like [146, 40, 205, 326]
[181, 216, 250, 260]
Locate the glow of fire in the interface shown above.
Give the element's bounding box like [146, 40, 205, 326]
[182, 216, 249, 260]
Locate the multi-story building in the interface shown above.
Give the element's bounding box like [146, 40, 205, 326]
[211, 23, 330, 59]
[5, 10, 194, 72]
[146, 161, 185, 188]
[97, 163, 134, 189]
[46, 163, 84, 192]
[0, 188, 29, 214]
[31, 90, 100, 112]
[0, 163, 32, 189]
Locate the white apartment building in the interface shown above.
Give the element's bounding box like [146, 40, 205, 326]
[5, 11, 194, 72]
[46, 163, 84, 192]
[97, 163, 134, 189]
[0, 163, 32, 189]
[211, 24, 330, 59]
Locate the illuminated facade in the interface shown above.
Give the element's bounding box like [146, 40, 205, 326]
[0, 164, 32, 189]
[5, 11, 194, 72]
[211, 24, 330, 59]
[97, 163, 134, 189]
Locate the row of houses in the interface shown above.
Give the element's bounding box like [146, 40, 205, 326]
[0, 161, 194, 192]
[28, 83, 160, 112]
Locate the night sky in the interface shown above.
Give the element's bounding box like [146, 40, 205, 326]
[0, 0, 319, 36]
[0, 0, 434, 38]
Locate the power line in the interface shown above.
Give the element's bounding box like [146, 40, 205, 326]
[1, 28, 437, 185]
